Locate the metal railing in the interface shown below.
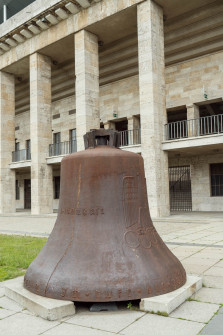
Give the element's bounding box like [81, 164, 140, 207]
[164, 114, 223, 140]
[49, 140, 77, 157]
[12, 149, 31, 162]
[119, 128, 141, 147]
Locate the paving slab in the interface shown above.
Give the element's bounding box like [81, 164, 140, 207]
[182, 257, 218, 266]
[218, 306, 223, 314]
[66, 310, 145, 333]
[170, 301, 219, 323]
[140, 275, 202, 315]
[200, 308, 223, 335]
[203, 275, 223, 289]
[0, 308, 17, 319]
[173, 246, 205, 254]
[204, 266, 223, 276]
[0, 296, 23, 312]
[0, 312, 59, 335]
[182, 263, 212, 275]
[192, 287, 223, 304]
[0, 288, 5, 297]
[120, 313, 205, 335]
[43, 323, 115, 335]
[4, 276, 75, 321]
[216, 260, 223, 267]
[188, 253, 222, 261]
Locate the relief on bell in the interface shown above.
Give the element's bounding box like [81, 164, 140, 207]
[123, 175, 157, 249]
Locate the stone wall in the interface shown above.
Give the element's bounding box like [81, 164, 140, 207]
[15, 111, 30, 148]
[165, 51, 223, 109]
[52, 96, 76, 143]
[13, 48, 223, 213]
[169, 154, 223, 211]
[100, 75, 139, 123]
[15, 172, 31, 209]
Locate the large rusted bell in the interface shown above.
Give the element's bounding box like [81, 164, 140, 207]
[24, 129, 186, 302]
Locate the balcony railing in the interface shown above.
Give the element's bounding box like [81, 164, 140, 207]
[49, 140, 77, 157]
[12, 149, 31, 162]
[164, 114, 223, 141]
[119, 128, 141, 147]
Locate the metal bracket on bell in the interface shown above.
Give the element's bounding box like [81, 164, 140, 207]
[84, 129, 121, 149]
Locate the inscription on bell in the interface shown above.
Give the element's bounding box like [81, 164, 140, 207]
[60, 207, 105, 216]
[123, 176, 138, 201]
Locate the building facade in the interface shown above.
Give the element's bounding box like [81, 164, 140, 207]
[0, 0, 223, 217]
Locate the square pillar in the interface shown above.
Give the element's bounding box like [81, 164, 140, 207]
[138, 0, 169, 217]
[103, 121, 116, 130]
[75, 30, 100, 151]
[127, 116, 140, 131]
[187, 104, 200, 137]
[30, 53, 53, 214]
[0, 71, 16, 213]
[128, 116, 141, 145]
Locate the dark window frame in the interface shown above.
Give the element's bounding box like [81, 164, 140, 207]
[15, 141, 20, 151]
[69, 128, 76, 141]
[16, 180, 20, 200]
[54, 176, 60, 199]
[210, 163, 223, 197]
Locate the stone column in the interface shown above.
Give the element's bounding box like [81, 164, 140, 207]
[30, 53, 53, 214]
[103, 121, 116, 130]
[75, 30, 100, 151]
[103, 122, 110, 130]
[0, 71, 16, 213]
[127, 117, 134, 131]
[128, 116, 141, 145]
[138, 0, 169, 217]
[187, 104, 200, 137]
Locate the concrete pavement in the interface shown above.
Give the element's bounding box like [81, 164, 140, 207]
[0, 212, 223, 334]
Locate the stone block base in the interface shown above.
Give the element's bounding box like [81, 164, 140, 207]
[140, 275, 202, 315]
[4, 276, 75, 321]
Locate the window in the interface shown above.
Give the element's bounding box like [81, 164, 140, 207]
[70, 129, 77, 153]
[15, 141, 20, 151]
[54, 176, 60, 199]
[53, 132, 61, 155]
[210, 163, 223, 196]
[26, 139, 31, 160]
[54, 132, 61, 143]
[115, 120, 128, 146]
[16, 180, 20, 200]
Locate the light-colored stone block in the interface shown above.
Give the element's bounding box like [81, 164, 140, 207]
[0, 296, 24, 312]
[203, 275, 223, 289]
[0, 287, 5, 297]
[192, 287, 223, 304]
[0, 308, 17, 319]
[4, 276, 75, 321]
[0, 312, 59, 335]
[170, 301, 220, 323]
[204, 266, 223, 277]
[120, 313, 205, 335]
[140, 275, 202, 315]
[66, 310, 145, 333]
[42, 323, 115, 335]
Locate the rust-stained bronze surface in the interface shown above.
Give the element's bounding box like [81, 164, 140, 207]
[24, 129, 186, 302]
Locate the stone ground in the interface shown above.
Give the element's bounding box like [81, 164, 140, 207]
[0, 212, 223, 335]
